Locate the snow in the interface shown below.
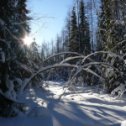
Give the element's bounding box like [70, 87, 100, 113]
[0, 81, 126, 126]
[0, 18, 5, 26]
[4, 80, 17, 100]
[124, 60, 126, 64]
[115, 20, 125, 25]
[122, 121, 126, 126]
[0, 50, 5, 63]
[111, 84, 126, 97]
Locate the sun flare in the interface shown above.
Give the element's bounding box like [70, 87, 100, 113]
[22, 35, 33, 46]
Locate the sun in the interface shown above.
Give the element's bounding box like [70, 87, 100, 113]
[22, 35, 33, 46]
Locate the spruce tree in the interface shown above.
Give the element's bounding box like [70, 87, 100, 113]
[79, 0, 91, 55]
[98, 0, 126, 52]
[0, 0, 30, 116]
[69, 6, 79, 53]
[97, 0, 126, 92]
[16, 0, 30, 38]
[63, 13, 71, 52]
[0, 0, 18, 116]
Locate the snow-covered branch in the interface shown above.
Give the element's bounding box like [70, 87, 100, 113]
[22, 63, 78, 90]
[43, 52, 82, 64]
[82, 51, 123, 63]
[60, 56, 85, 64]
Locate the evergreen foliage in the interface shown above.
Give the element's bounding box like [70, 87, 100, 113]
[79, 0, 91, 55]
[69, 6, 79, 53]
[0, 0, 30, 116]
[68, 0, 91, 55]
[97, 0, 126, 92]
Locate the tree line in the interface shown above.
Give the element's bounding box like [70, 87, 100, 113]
[40, 0, 126, 93]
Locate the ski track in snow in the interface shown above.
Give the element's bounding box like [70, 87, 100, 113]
[0, 81, 126, 126]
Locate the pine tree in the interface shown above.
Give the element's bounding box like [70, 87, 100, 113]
[69, 6, 79, 52]
[63, 13, 71, 52]
[97, 0, 106, 51]
[16, 0, 30, 38]
[0, 0, 30, 116]
[98, 0, 126, 52]
[79, 0, 91, 55]
[0, 0, 18, 116]
[30, 38, 40, 63]
[97, 0, 126, 92]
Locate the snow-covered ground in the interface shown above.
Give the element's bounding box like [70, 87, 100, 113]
[0, 81, 126, 126]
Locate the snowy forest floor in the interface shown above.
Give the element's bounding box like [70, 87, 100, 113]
[0, 81, 126, 126]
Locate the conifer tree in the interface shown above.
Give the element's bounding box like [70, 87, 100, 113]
[0, 0, 30, 116]
[79, 0, 91, 55]
[63, 13, 71, 52]
[97, 0, 126, 92]
[16, 0, 30, 38]
[69, 6, 79, 53]
[98, 0, 126, 52]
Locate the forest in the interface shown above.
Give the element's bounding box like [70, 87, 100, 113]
[0, 0, 126, 126]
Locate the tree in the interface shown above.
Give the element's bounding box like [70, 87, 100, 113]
[79, 0, 91, 55]
[97, 0, 126, 92]
[0, 0, 30, 117]
[69, 6, 79, 53]
[14, 0, 30, 38]
[98, 0, 126, 51]
[30, 38, 40, 63]
[63, 12, 71, 52]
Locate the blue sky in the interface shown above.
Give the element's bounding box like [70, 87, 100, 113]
[27, 0, 74, 45]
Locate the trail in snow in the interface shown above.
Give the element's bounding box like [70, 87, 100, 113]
[0, 81, 126, 126]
